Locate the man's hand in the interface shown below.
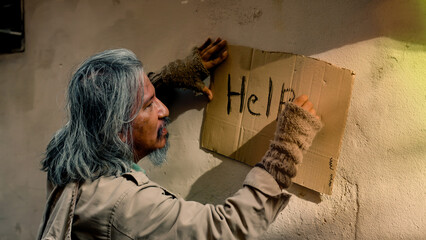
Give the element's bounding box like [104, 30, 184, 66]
[199, 38, 228, 70]
[198, 38, 228, 101]
[293, 94, 320, 119]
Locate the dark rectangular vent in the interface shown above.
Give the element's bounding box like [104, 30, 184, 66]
[0, 0, 24, 53]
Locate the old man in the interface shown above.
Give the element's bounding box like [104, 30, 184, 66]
[37, 38, 322, 239]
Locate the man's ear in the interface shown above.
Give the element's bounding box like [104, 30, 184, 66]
[119, 132, 127, 143]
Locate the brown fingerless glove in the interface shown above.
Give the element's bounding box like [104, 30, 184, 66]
[148, 47, 210, 92]
[256, 102, 323, 188]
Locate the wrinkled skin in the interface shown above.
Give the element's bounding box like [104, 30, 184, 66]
[131, 74, 170, 161]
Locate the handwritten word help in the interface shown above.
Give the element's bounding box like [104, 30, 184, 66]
[227, 74, 295, 117]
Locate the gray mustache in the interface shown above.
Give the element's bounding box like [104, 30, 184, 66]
[157, 117, 170, 140]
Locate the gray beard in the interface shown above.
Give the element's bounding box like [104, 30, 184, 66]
[148, 139, 169, 166]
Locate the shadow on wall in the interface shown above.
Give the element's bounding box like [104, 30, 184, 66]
[185, 157, 322, 205]
[259, 0, 426, 55]
[156, 0, 426, 205]
[157, 87, 210, 122]
[188, 0, 426, 55]
[185, 154, 250, 205]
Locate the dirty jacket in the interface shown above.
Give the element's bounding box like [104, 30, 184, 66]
[38, 167, 290, 239]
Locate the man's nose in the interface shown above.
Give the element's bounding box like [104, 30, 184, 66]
[155, 97, 169, 118]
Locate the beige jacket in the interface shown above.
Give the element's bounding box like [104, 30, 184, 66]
[37, 167, 290, 239]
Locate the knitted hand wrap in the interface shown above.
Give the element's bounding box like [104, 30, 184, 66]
[257, 102, 323, 188]
[149, 47, 210, 92]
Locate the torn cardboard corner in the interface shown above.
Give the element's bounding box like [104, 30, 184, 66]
[201, 45, 355, 195]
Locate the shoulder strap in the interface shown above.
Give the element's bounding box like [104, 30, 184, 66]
[37, 182, 80, 240]
[64, 182, 79, 239]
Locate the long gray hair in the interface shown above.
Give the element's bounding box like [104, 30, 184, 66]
[41, 49, 144, 186]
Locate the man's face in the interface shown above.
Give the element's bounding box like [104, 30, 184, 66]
[131, 74, 169, 160]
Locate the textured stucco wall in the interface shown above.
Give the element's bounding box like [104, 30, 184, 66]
[0, 0, 425, 239]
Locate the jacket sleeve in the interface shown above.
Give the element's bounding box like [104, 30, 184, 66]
[110, 168, 290, 240]
[147, 47, 210, 92]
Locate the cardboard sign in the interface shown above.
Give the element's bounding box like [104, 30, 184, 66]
[201, 45, 354, 194]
